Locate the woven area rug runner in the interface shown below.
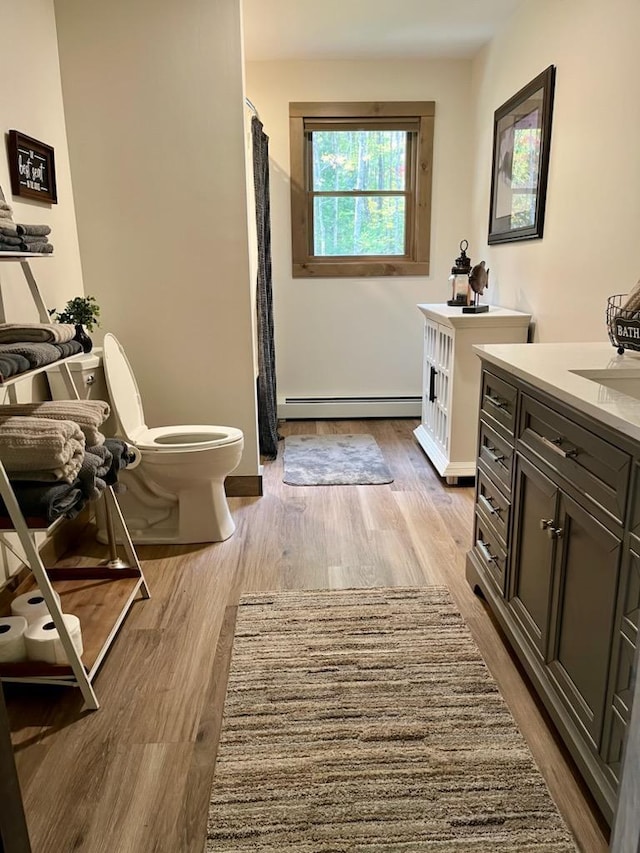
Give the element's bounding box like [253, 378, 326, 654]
[207, 587, 577, 852]
[282, 434, 393, 485]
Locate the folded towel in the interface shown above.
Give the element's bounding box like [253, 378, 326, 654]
[0, 354, 31, 382]
[0, 480, 87, 523]
[0, 225, 18, 236]
[0, 323, 76, 344]
[0, 233, 21, 246]
[16, 224, 51, 237]
[0, 342, 62, 369]
[0, 400, 110, 447]
[0, 243, 21, 253]
[0, 416, 85, 483]
[52, 340, 83, 359]
[0, 209, 14, 219]
[16, 233, 49, 244]
[19, 241, 53, 254]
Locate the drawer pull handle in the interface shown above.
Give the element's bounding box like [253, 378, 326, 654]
[479, 494, 501, 516]
[540, 518, 564, 539]
[486, 392, 507, 410]
[485, 444, 505, 464]
[477, 539, 498, 565]
[540, 435, 579, 459]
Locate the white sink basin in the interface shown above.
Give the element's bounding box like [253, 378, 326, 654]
[570, 368, 640, 402]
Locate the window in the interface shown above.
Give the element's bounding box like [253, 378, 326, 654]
[289, 101, 435, 278]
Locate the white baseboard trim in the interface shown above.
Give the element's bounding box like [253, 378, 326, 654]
[278, 397, 421, 419]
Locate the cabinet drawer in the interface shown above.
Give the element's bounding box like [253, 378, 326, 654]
[476, 468, 510, 545]
[473, 514, 507, 594]
[480, 371, 518, 437]
[519, 394, 630, 524]
[478, 421, 514, 495]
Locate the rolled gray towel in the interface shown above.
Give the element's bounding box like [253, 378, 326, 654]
[16, 224, 51, 237]
[0, 400, 111, 447]
[0, 342, 61, 368]
[0, 416, 85, 483]
[0, 324, 76, 344]
[18, 233, 49, 243]
[77, 450, 110, 500]
[0, 234, 22, 246]
[20, 242, 53, 254]
[0, 225, 18, 236]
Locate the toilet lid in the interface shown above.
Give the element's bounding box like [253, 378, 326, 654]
[102, 333, 147, 441]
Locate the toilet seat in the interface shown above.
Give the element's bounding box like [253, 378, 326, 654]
[102, 334, 241, 452]
[133, 425, 244, 453]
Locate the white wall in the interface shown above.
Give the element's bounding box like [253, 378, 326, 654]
[245, 59, 473, 407]
[469, 0, 640, 342]
[0, 0, 84, 343]
[0, 0, 85, 583]
[54, 0, 260, 476]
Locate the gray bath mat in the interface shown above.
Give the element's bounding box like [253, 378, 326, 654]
[283, 434, 393, 485]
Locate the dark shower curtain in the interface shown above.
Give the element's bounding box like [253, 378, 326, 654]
[251, 115, 279, 459]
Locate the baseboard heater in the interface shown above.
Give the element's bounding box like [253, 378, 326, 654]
[278, 395, 421, 419]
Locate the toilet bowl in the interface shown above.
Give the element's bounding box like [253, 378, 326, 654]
[100, 333, 244, 544]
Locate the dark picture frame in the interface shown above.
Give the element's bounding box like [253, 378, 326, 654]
[7, 130, 58, 204]
[488, 65, 555, 244]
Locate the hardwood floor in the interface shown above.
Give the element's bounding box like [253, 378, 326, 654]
[5, 419, 609, 852]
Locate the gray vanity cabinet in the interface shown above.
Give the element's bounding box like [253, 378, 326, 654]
[467, 360, 636, 824]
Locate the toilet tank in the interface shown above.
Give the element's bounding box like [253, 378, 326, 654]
[47, 348, 116, 436]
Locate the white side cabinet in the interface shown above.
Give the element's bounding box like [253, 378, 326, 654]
[414, 304, 531, 483]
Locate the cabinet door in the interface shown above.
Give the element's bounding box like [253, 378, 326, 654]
[509, 454, 558, 657]
[421, 319, 453, 457]
[546, 492, 622, 749]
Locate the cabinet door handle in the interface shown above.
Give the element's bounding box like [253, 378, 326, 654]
[540, 518, 564, 539]
[485, 392, 507, 410]
[485, 444, 505, 464]
[428, 365, 437, 402]
[477, 539, 498, 565]
[540, 435, 579, 459]
[479, 494, 501, 516]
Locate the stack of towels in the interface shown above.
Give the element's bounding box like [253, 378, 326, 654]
[0, 322, 83, 382]
[0, 200, 54, 254]
[0, 400, 133, 524]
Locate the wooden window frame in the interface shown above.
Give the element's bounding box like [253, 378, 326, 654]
[289, 101, 435, 278]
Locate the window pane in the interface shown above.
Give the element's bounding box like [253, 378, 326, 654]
[312, 131, 407, 192]
[313, 196, 406, 256]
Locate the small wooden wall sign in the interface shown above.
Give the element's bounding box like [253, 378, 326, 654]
[7, 130, 58, 204]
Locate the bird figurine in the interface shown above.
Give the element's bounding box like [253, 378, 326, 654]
[469, 261, 489, 295]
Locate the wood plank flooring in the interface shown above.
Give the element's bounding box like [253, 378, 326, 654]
[5, 419, 609, 852]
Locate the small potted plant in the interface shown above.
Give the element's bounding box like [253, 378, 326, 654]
[50, 295, 101, 353]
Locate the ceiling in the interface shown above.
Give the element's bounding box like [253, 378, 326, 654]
[241, 0, 525, 62]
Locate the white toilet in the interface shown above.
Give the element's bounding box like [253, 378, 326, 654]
[101, 333, 244, 544]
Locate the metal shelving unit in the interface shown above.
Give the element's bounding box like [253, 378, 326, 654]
[0, 255, 150, 710]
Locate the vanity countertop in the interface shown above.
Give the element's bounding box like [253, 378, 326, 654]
[474, 341, 640, 443]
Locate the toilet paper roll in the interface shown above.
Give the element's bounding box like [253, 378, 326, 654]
[11, 587, 62, 624]
[0, 616, 28, 663]
[25, 614, 83, 665]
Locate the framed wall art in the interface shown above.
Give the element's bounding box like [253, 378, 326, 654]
[7, 130, 58, 204]
[488, 65, 555, 244]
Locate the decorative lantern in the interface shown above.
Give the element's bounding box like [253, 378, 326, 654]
[447, 240, 472, 307]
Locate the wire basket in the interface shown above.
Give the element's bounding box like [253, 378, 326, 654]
[607, 294, 640, 354]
